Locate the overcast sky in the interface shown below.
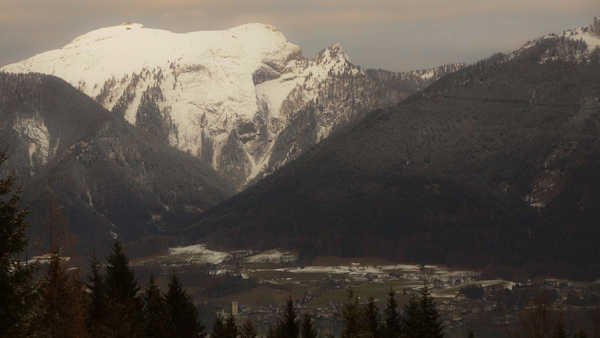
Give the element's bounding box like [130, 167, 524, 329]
[0, 0, 597, 72]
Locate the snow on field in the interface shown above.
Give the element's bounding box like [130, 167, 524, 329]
[280, 265, 385, 275]
[244, 249, 297, 264]
[261, 262, 482, 289]
[380, 264, 421, 272]
[168, 244, 231, 265]
[26, 254, 71, 265]
[431, 291, 459, 299]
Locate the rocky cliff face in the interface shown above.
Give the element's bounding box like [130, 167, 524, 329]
[2, 23, 460, 190]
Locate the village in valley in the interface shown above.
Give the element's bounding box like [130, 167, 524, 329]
[132, 245, 600, 337]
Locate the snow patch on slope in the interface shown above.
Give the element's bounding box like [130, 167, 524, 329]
[511, 20, 600, 63]
[12, 114, 50, 169]
[245, 249, 297, 264]
[168, 244, 231, 264]
[570, 26, 600, 51]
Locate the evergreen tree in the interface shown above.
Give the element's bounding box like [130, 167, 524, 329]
[240, 318, 257, 338]
[402, 295, 422, 338]
[143, 275, 171, 338]
[467, 330, 475, 338]
[363, 297, 381, 338]
[301, 314, 318, 338]
[383, 290, 401, 338]
[105, 241, 139, 301]
[419, 287, 444, 338]
[104, 241, 144, 338]
[342, 289, 361, 338]
[0, 152, 36, 338]
[552, 314, 567, 338]
[212, 315, 228, 338]
[516, 297, 553, 338]
[165, 273, 205, 338]
[224, 314, 238, 338]
[68, 271, 90, 338]
[37, 253, 89, 338]
[266, 325, 278, 338]
[279, 297, 300, 338]
[86, 255, 109, 338]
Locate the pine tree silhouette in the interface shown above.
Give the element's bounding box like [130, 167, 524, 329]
[0, 152, 36, 338]
[104, 241, 144, 338]
[212, 314, 228, 338]
[240, 318, 257, 338]
[86, 255, 108, 338]
[224, 314, 239, 338]
[552, 314, 567, 338]
[166, 273, 205, 338]
[279, 297, 300, 338]
[383, 290, 401, 338]
[402, 295, 422, 338]
[363, 296, 381, 338]
[37, 253, 89, 338]
[342, 289, 361, 338]
[143, 275, 171, 338]
[301, 314, 318, 338]
[419, 287, 444, 338]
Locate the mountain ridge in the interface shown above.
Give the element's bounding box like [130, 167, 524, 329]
[2, 23, 461, 189]
[177, 19, 600, 279]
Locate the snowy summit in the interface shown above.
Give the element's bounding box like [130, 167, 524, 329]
[2, 23, 365, 187]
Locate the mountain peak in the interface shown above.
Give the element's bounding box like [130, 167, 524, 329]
[314, 42, 352, 67]
[228, 22, 281, 33]
[329, 42, 345, 52]
[510, 18, 600, 64]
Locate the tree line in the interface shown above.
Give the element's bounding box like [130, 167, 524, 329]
[3, 238, 204, 338]
[0, 150, 204, 338]
[335, 287, 443, 338]
[214, 286, 443, 338]
[0, 148, 443, 338]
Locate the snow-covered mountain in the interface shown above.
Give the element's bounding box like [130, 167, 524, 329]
[2, 23, 457, 189]
[510, 17, 600, 64]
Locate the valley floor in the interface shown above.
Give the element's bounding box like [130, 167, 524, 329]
[132, 245, 600, 337]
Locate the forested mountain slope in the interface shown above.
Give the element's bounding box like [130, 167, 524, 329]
[182, 20, 600, 279]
